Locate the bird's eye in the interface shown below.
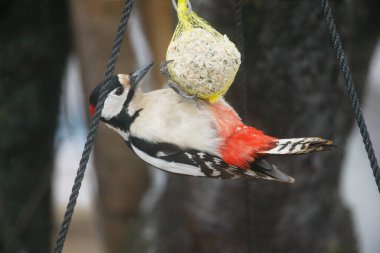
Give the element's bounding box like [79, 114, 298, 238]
[115, 87, 124, 96]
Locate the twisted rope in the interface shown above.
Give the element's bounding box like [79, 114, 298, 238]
[52, 1, 134, 252]
[321, 0, 380, 193]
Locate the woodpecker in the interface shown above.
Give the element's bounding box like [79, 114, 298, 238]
[89, 62, 334, 183]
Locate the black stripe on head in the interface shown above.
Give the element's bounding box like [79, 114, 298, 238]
[89, 75, 122, 107]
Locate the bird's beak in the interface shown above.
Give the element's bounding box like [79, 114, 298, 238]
[129, 62, 154, 88]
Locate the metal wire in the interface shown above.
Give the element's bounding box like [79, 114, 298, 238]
[52, 1, 134, 252]
[321, 0, 380, 193]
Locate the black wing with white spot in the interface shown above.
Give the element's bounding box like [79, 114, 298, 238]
[128, 137, 294, 182]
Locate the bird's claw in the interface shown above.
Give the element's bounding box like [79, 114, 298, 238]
[168, 80, 197, 100]
[161, 60, 199, 103]
[160, 60, 174, 79]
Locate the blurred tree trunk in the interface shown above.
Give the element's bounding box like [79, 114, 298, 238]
[0, 0, 70, 252]
[69, 0, 172, 252]
[122, 1, 380, 253]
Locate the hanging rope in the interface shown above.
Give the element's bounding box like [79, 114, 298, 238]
[234, 0, 254, 251]
[52, 1, 134, 252]
[320, 0, 380, 193]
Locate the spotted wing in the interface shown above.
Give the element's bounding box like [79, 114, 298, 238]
[128, 137, 294, 182]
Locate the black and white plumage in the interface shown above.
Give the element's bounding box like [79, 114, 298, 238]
[127, 136, 292, 182]
[89, 63, 333, 183]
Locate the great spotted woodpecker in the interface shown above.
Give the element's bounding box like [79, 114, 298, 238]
[89, 62, 333, 183]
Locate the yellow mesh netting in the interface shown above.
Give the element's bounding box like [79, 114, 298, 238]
[166, 0, 241, 103]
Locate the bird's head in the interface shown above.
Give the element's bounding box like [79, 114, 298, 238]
[89, 62, 153, 121]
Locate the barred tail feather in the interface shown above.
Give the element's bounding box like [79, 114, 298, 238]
[250, 159, 295, 183]
[261, 137, 334, 155]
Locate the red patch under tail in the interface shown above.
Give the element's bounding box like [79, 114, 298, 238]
[220, 126, 277, 168]
[210, 100, 277, 169]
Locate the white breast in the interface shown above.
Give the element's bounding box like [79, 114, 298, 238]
[129, 89, 221, 156]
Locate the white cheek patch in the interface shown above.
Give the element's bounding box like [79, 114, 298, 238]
[102, 91, 128, 119]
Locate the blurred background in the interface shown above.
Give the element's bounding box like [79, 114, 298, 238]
[1, 0, 380, 252]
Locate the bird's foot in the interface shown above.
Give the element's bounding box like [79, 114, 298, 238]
[168, 80, 197, 100]
[160, 60, 174, 79]
[161, 60, 200, 103]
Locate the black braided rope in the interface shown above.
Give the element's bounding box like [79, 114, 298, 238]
[234, 0, 254, 251]
[52, 1, 134, 252]
[321, 0, 380, 193]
